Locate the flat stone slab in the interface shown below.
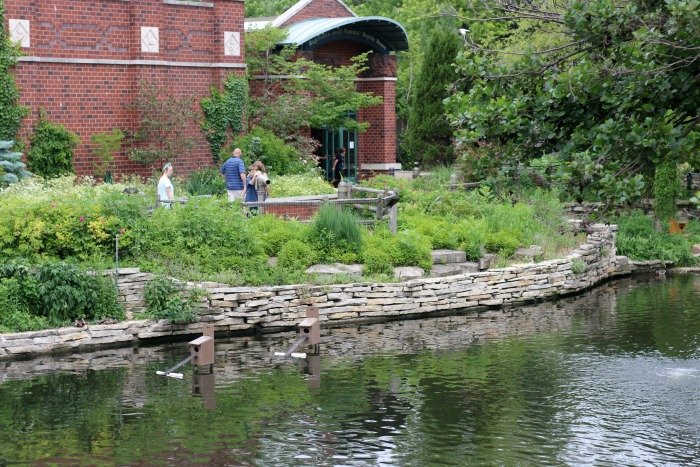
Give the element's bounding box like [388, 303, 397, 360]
[393, 267, 424, 280]
[431, 249, 467, 264]
[430, 262, 479, 278]
[306, 263, 364, 275]
[513, 245, 543, 261]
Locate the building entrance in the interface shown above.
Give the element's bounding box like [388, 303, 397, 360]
[313, 126, 358, 183]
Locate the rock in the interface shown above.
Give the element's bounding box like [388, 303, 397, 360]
[305, 263, 364, 275]
[692, 244, 700, 254]
[267, 256, 278, 267]
[393, 267, 425, 280]
[479, 254, 498, 270]
[431, 249, 467, 264]
[513, 245, 543, 262]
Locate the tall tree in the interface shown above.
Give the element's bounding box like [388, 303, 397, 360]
[0, 0, 28, 141]
[402, 25, 462, 165]
[445, 0, 700, 208]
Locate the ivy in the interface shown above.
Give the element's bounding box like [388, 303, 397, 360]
[0, 0, 29, 141]
[27, 109, 80, 178]
[200, 74, 248, 162]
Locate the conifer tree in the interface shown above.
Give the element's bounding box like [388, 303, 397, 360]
[402, 26, 462, 166]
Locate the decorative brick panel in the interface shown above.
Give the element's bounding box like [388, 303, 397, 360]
[5, 0, 245, 177]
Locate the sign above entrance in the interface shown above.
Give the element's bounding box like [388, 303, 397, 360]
[306, 28, 390, 54]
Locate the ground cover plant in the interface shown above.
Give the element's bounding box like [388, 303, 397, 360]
[0, 169, 592, 331]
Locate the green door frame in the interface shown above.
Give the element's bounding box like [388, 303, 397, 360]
[322, 127, 358, 183]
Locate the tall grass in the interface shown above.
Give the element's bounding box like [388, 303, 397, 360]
[308, 204, 363, 257]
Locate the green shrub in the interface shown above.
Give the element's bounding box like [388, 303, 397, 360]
[484, 229, 522, 257]
[27, 110, 80, 178]
[394, 230, 433, 271]
[0, 261, 123, 329]
[144, 276, 203, 324]
[229, 127, 307, 175]
[90, 129, 123, 179]
[615, 212, 698, 266]
[571, 258, 586, 274]
[269, 172, 335, 197]
[362, 245, 394, 275]
[185, 166, 226, 196]
[277, 239, 317, 271]
[249, 214, 307, 256]
[307, 204, 363, 260]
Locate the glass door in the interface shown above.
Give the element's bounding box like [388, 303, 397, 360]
[318, 126, 358, 182]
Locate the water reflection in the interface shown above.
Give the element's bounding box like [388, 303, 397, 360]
[0, 275, 698, 465]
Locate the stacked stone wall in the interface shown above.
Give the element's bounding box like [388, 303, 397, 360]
[0, 225, 631, 360]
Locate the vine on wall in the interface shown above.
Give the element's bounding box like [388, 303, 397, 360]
[0, 0, 29, 141]
[200, 74, 248, 162]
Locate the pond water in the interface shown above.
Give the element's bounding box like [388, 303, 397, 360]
[0, 276, 699, 465]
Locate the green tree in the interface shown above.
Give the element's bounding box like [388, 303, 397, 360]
[128, 80, 198, 166]
[445, 0, 700, 209]
[245, 27, 383, 155]
[0, 0, 28, 141]
[402, 25, 462, 165]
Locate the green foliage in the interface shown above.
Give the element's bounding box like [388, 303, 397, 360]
[90, 129, 123, 178]
[0, 261, 123, 329]
[26, 110, 80, 178]
[144, 276, 202, 324]
[201, 74, 248, 161]
[0, 140, 30, 187]
[244, 0, 296, 16]
[653, 163, 682, 221]
[570, 258, 586, 275]
[128, 80, 198, 165]
[615, 211, 698, 266]
[249, 214, 307, 256]
[446, 0, 700, 207]
[245, 28, 382, 152]
[0, 0, 28, 141]
[268, 172, 335, 197]
[184, 166, 226, 196]
[230, 127, 307, 175]
[402, 26, 462, 166]
[277, 239, 317, 271]
[307, 204, 363, 260]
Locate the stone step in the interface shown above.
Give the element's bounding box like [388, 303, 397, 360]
[431, 249, 467, 264]
[429, 262, 479, 278]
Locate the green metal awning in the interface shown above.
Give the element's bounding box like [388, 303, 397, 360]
[281, 17, 409, 54]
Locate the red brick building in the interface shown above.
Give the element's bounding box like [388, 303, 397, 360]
[246, 0, 408, 179]
[4, 0, 406, 178]
[4, 0, 245, 177]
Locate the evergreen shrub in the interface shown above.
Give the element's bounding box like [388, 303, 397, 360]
[0, 140, 31, 187]
[27, 110, 80, 178]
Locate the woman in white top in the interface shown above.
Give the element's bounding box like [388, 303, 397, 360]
[157, 162, 174, 207]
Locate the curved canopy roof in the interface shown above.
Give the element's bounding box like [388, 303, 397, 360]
[281, 17, 409, 54]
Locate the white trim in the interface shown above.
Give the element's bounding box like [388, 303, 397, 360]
[18, 56, 247, 68]
[164, 0, 214, 7]
[361, 163, 402, 171]
[272, 0, 356, 27]
[356, 77, 397, 82]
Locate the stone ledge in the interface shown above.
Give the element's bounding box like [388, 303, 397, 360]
[0, 224, 637, 361]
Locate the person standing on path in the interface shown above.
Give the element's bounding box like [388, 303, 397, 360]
[332, 147, 346, 186]
[157, 162, 175, 208]
[220, 148, 247, 202]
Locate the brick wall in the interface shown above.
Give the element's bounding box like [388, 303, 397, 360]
[279, 0, 355, 26]
[5, 0, 245, 177]
[358, 79, 397, 167]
